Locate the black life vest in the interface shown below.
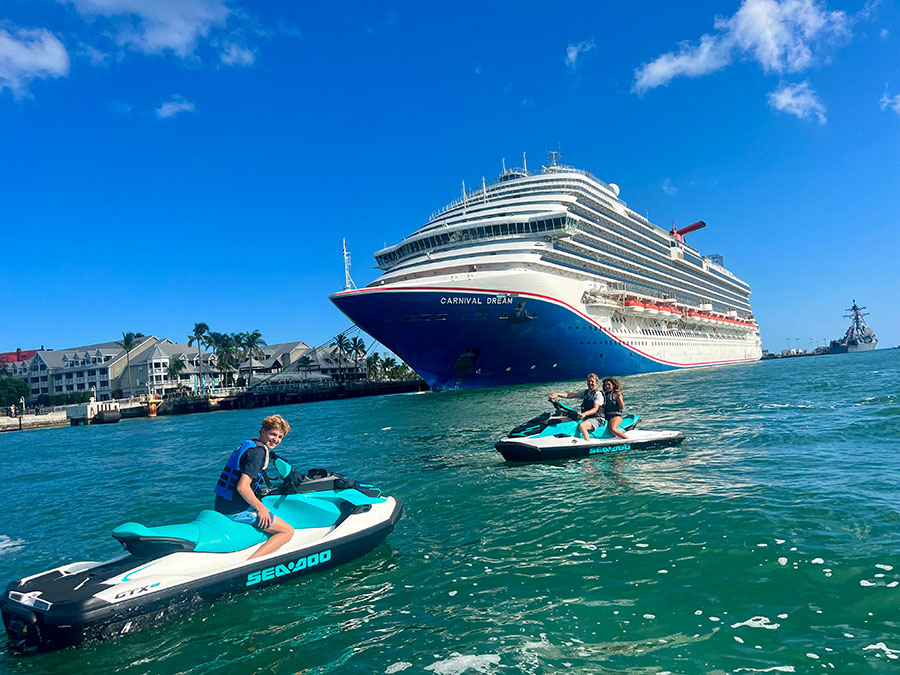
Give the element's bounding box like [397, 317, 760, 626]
[214, 440, 267, 501]
[581, 388, 601, 414]
[603, 389, 623, 416]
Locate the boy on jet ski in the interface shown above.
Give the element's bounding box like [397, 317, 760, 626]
[548, 373, 602, 441]
[214, 414, 295, 559]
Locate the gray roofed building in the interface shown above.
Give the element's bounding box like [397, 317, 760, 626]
[126, 340, 230, 396]
[14, 336, 157, 400]
[244, 343, 363, 386]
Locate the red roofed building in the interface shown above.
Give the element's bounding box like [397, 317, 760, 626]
[0, 349, 38, 365]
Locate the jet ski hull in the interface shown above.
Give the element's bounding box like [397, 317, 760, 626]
[496, 430, 685, 462]
[2, 479, 402, 653]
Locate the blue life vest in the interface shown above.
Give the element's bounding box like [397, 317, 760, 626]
[214, 440, 267, 501]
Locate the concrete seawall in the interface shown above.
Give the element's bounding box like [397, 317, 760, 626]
[0, 411, 68, 432]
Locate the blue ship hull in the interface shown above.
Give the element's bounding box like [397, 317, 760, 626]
[331, 287, 754, 390]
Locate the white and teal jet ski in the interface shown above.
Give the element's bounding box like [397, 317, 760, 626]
[1, 457, 402, 653]
[495, 401, 684, 462]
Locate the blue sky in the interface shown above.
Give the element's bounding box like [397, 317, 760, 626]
[2, 0, 898, 356]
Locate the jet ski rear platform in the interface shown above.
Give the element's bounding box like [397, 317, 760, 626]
[2, 469, 401, 653]
[496, 402, 684, 462]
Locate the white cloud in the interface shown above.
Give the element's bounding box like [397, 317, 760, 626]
[768, 80, 827, 123]
[155, 94, 195, 118]
[880, 91, 900, 115]
[880, 28, 889, 40]
[633, 0, 848, 94]
[662, 178, 678, 195]
[66, 0, 231, 58]
[565, 40, 595, 69]
[77, 43, 109, 65]
[0, 26, 70, 97]
[219, 41, 254, 66]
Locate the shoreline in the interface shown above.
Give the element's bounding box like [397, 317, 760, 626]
[0, 379, 428, 433]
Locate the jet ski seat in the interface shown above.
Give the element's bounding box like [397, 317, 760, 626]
[111, 490, 381, 558]
[112, 510, 268, 557]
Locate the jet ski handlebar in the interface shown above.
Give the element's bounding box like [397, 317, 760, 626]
[551, 400, 579, 419]
[261, 454, 382, 498]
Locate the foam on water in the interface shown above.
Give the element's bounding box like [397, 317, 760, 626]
[731, 616, 781, 630]
[424, 653, 501, 674]
[0, 534, 24, 555]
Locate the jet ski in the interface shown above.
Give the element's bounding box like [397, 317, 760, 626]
[496, 400, 684, 462]
[1, 457, 402, 653]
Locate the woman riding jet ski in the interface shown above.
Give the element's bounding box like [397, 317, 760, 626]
[495, 399, 684, 462]
[1, 455, 402, 653]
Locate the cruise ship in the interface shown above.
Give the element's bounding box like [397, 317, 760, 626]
[330, 155, 761, 390]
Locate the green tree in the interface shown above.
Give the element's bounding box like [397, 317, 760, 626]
[238, 330, 267, 384]
[331, 334, 352, 383]
[208, 331, 239, 386]
[349, 336, 367, 380]
[0, 377, 29, 406]
[381, 356, 397, 380]
[187, 322, 210, 394]
[116, 331, 145, 398]
[366, 352, 381, 381]
[296, 354, 313, 383]
[166, 358, 186, 390]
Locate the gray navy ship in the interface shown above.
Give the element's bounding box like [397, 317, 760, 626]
[828, 300, 877, 353]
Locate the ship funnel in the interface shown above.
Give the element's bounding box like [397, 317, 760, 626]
[670, 220, 706, 243]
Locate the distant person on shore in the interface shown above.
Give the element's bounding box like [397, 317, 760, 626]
[214, 414, 294, 559]
[601, 377, 628, 439]
[548, 373, 603, 441]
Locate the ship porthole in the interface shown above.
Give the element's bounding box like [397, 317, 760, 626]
[506, 367, 511, 372]
[530, 365, 536, 369]
[552, 363, 557, 368]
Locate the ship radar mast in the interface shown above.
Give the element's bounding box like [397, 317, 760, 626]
[844, 300, 871, 337]
[342, 238, 356, 290]
[546, 142, 563, 169]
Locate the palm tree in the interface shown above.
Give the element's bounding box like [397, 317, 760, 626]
[381, 356, 397, 380]
[116, 331, 145, 397]
[208, 331, 239, 386]
[349, 336, 367, 381]
[296, 354, 313, 383]
[166, 358, 186, 391]
[366, 352, 381, 381]
[331, 334, 352, 383]
[239, 330, 267, 385]
[187, 322, 210, 394]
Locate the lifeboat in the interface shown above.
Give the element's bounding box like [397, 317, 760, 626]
[624, 299, 645, 313]
[644, 302, 660, 315]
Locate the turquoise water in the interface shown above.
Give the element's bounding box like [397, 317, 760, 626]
[1, 349, 899, 673]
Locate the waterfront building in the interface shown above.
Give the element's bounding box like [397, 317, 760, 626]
[0, 349, 39, 368]
[9, 338, 157, 401]
[240, 342, 363, 386]
[5, 335, 365, 401]
[125, 340, 228, 397]
[238, 340, 311, 383]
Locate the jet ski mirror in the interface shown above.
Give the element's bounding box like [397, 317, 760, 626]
[273, 458, 292, 479]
